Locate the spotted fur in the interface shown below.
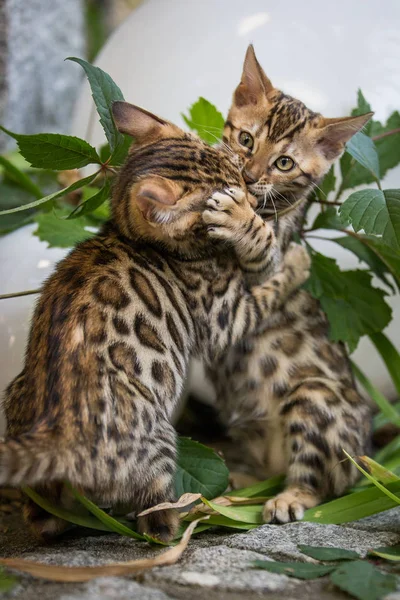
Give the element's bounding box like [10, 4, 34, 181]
[1, 102, 309, 540]
[206, 46, 373, 522]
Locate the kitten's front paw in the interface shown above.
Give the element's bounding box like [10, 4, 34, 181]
[203, 187, 253, 241]
[282, 242, 311, 287]
[263, 492, 306, 523]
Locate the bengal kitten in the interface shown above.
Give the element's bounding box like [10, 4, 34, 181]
[206, 46, 373, 523]
[1, 101, 310, 541]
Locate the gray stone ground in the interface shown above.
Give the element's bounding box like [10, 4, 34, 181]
[0, 503, 399, 599]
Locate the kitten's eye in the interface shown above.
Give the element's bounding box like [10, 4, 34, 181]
[238, 131, 254, 149]
[275, 156, 295, 171]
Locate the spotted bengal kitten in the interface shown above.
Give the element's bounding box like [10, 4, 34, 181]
[204, 46, 373, 522]
[1, 101, 310, 541]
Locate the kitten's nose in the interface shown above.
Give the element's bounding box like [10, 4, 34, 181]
[242, 169, 258, 184]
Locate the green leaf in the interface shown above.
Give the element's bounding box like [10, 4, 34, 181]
[0, 172, 98, 216]
[317, 166, 336, 199]
[202, 498, 263, 524]
[182, 97, 225, 144]
[352, 90, 372, 123]
[369, 332, 400, 397]
[228, 474, 285, 498]
[369, 545, 400, 561]
[66, 484, 146, 540]
[331, 236, 394, 291]
[330, 560, 397, 600]
[304, 253, 392, 352]
[109, 134, 131, 166]
[0, 126, 101, 170]
[252, 560, 335, 580]
[310, 206, 343, 230]
[359, 456, 400, 484]
[64, 179, 111, 219]
[340, 188, 400, 251]
[352, 362, 400, 428]
[298, 545, 360, 561]
[0, 566, 18, 593]
[345, 132, 380, 180]
[303, 481, 400, 524]
[67, 57, 124, 153]
[0, 155, 42, 198]
[343, 450, 400, 506]
[23, 487, 112, 531]
[362, 236, 400, 290]
[175, 437, 229, 499]
[0, 184, 37, 233]
[371, 111, 400, 178]
[34, 211, 95, 248]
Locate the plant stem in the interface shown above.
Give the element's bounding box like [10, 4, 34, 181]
[372, 128, 400, 141]
[0, 288, 41, 300]
[311, 199, 342, 207]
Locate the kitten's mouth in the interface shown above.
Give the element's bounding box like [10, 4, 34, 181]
[248, 183, 297, 217]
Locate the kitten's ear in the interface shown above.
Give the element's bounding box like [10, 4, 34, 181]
[112, 102, 182, 144]
[234, 45, 274, 106]
[134, 176, 182, 222]
[317, 112, 374, 159]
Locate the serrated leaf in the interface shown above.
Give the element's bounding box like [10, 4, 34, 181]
[0, 126, 101, 170]
[109, 134, 131, 166]
[330, 560, 397, 600]
[331, 236, 394, 291]
[34, 211, 95, 248]
[352, 90, 372, 123]
[67, 57, 124, 152]
[175, 437, 229, 499]
[64, 179, 111, 219]
[362, 235, 400, 289]
[346, 132, 380, 180]
[298, 545, 360, 561]
[310, 206, 345, 231]
[340, 189, 400, 251]
[0, 172, 98, 216]
[369, 545, 400, 561]
[303, 481, 400, 523]
[0, 155, 42, 198]
[182, 97, 225, 144]
[252, 560, 335, 580]
[318, 166, 336, 199]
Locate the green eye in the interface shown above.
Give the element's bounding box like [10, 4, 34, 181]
[238, 131, 254, 149]
[275, 156, 295, 171]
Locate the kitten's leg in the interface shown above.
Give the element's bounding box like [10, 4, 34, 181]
[263, 378, 369, 523]
[135, 421, 179, 543]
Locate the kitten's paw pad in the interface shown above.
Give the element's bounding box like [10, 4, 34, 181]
[263, 494, 305, 524]
[137, 509, 179, 543]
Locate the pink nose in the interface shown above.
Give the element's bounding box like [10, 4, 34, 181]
[243, 169, 258, 184]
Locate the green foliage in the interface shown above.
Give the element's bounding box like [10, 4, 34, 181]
[340, 188, 400, 251]
[298, 545, 360, 561]
[0, 567, 18, 593]
[304, 252, 391, 352]
[346, 132, 380, 181]
[175, 437, 229, 499]
[369, 545, 400, 561]
[182, 97, 225, 144]
[34, 210, 95, 248]
[253, 560, 335, 579]
[330, 560, 397, 600]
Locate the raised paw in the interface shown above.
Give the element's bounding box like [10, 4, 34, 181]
[263, 489, 319, 524]
[137, 508, 180, 543]
[203, 187, 254, 241]
[282, 242, 311, 287]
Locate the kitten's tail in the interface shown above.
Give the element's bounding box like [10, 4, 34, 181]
[0, 434, 74, 487]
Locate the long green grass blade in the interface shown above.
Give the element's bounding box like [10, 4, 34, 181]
[370, 332, 400, 397]
[303, 481, 400, 524]
[352, 361, 400, 427]
[369, 545, 400, 561]
[23, 487, 112, 531]
[343, 451, 400, 506]
[228, 474, 285, 498]
[201, 498, 263, 524]
[66, 484, 146, 540]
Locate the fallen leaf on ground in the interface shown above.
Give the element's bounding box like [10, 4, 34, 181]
[0, 517, 207, 582]
[137, 493, 202, 516]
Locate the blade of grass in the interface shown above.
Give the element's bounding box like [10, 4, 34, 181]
[228, 474, 285, 498]
[23, 487, 112, 531]
[370, 332, 400, 397]
[343, 450, 400, 506]
[66, 483, 146, 541]
[359, 455, 400, 483]
[303, 481, 400, 524]
[352, 361, 400, 427]
[201, 497, 263, 524]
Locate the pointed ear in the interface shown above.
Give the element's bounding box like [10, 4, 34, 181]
[112, 102, 183, 144]
[234, 45, 274, 107]
[134, 176, 182, 222]
[317, 112, 374, 159]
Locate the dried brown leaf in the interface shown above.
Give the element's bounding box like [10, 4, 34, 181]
[137, 493, 202, 517]
[0, 518, 207, 582]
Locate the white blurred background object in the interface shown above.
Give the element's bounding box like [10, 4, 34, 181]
[1, 0, 400, 431]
